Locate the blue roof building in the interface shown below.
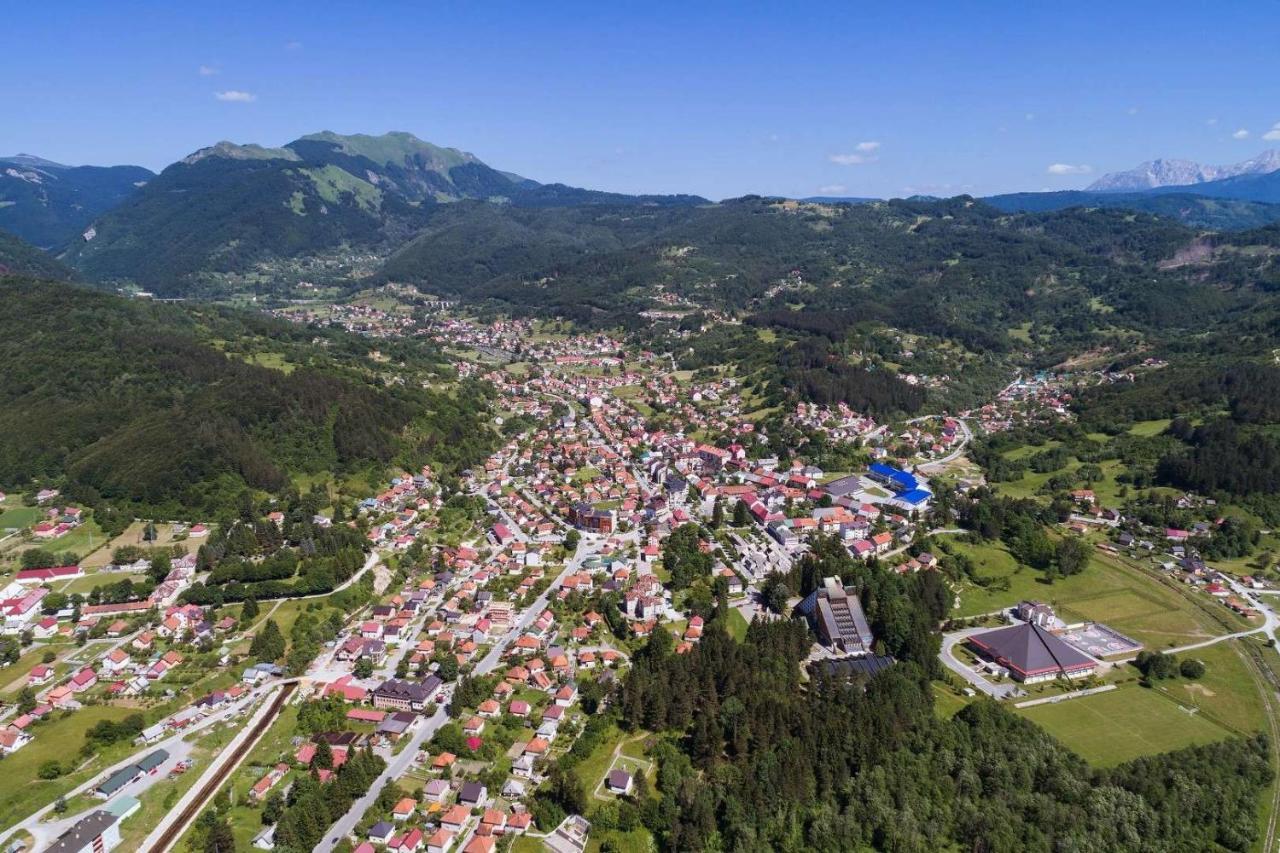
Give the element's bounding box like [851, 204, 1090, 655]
[897, 488, 932, 506]
[868, 463, 919, 492]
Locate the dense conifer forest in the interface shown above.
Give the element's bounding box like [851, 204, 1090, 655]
[615, 537, 1273, 852]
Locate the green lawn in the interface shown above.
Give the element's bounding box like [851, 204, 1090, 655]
[1056, 551, 1245, 649]
[58, 571, 148, 595]
[572, 723, 650, 800]
[949, 539, 1083, 617]
[932, 684, 972, 719]
[588, 828, 656, 853]
[0, 505, 41, 531]
[994, 464, 1078, 500]
[5, 520, 108, 565]
[0, 705, 145, 828]
[0, 643, 72, 696]
[1129, 419, 1172, 437]
[724, 608, 749, 641]
[1164, 640, 1269, 734]
[949, 539, 1232, 648]
[1000, 440, 1062, 461]
[1017, 684, 1232, 766]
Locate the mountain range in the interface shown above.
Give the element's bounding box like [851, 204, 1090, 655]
[0, 154, 153, 249]
[1087, 149, 1280, 191]
[987, 152, 1280, 226]
[6, 133, 1280, 300]
[52, 131, 704, 295]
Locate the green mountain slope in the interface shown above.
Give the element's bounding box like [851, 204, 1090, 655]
[0, 228, 77, 280]
[1147, 169, 1280, 204]
[984, 190, 1280, 230]
[60, 138, 437, 295]
[379, 201, 695, 293]
[0, 275, 494, 519]
[379, 197, 1209, 339]
[0, 155, 153, 248]
[59, 131, 538, 295]
[58, 131, 708, 297]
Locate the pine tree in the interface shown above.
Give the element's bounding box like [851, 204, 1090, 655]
[313, 739, 334, 770]
[250, 618, 286, 662]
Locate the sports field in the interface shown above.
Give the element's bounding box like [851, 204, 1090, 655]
[1017, 685, 1231, 766]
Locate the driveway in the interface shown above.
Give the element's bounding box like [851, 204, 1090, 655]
[939, 627, 1021, 699]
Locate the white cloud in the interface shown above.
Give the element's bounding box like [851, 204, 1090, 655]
[285, 40, 303, 50]
[1233, 128, 1251, 140]
[1046, 163, 1093, 176]
[1025, 112, 1036, 122]
[817, 184, 847, 194]
[1127, 106, 1139, 115]
[1207, 117, 1219, 126]
[198, 65, 219, 76]
[1264, 122, 1280, 141]
[829, 142, 881, 166]
[214, 90, 256, 103]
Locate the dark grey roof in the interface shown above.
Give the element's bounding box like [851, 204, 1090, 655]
[459, 781, 486, 802]
[968, 622, 1095, 678]
[607, 769, 632, 788]
[136, 748, 169, 772]
[377, 716, 411, 734]
[823, 475, 864, 498]
[46, 810, 119, 853]
[374, 678, 432, 703]
[814, 654, 896, 679]
[96, 764, 140, 796]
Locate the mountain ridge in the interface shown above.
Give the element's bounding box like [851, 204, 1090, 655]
[0, 155, 154, 248]
[54, 130, 707, 295]
[1088, 149, 1280, 191]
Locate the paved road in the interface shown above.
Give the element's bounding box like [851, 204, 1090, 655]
[916, 417, 973, 474]
[316, 697, 453, 849]
[140, 682, 296, 853]
[1117, 575, 1280, 659]
[315, 538, 602, 849]
[3, 679, 282, 851]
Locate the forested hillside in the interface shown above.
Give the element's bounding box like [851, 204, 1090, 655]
[0, 276, 495, 521]
[0, 154, 152, 248]
[380, 196, 1270, 343]
[0, 228, 76, 280]
[60, 143, 436, 294]
[57, 131, 706, 296]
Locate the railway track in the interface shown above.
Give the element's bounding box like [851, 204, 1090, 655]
[1238, 642, 1280, 853]
[1109, 551, 1280, 852]
[144, 680, 297, 853]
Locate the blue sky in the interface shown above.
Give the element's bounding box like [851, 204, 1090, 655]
[4, 1, 1278, 199]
